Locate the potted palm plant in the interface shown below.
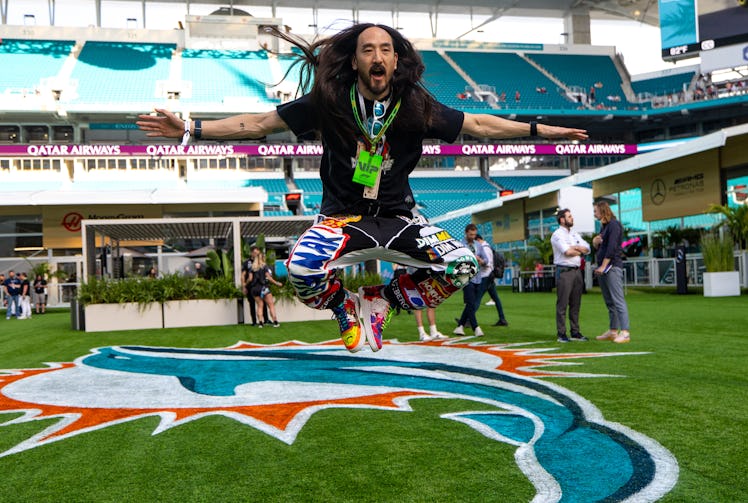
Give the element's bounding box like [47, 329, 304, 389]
[701, 232, 740, 297]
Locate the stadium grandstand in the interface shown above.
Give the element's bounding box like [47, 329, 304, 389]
[1, 0, 748, 302]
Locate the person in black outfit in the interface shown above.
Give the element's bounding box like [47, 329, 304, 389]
[33, 274, 48, 314]
[246, 251, 284, 328]
[137, 23, 587, 353]
[242, 246, 267, 326]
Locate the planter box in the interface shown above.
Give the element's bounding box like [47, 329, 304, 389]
[703, 271, 741, 297]
[243, 297, 331, 324]
[85, 302, 163, 333]
[163, 299, 239, 328]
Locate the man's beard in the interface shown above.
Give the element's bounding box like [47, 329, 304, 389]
[359, 66, 390, 97]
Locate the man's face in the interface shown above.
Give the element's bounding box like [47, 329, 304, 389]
[352, 27, 398, 100]
[465, 229, 477, 242]
[561, 211, 573, 228]
[8, 271, 14, 278]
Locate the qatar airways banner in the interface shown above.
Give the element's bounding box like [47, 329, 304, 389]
[1, 143, 637, 158]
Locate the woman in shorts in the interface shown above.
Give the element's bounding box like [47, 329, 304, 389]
[247, 251, 284, 328]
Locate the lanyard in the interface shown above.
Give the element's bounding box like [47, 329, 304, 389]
[350, 83, 401, 154]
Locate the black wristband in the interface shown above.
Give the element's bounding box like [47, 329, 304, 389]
[194, 119, 202, 140]
[529, 121, 538, 138]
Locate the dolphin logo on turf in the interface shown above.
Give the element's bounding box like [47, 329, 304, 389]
[0, 341, 678, 502]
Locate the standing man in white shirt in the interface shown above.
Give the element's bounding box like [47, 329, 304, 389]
[551, 209, 590, 343]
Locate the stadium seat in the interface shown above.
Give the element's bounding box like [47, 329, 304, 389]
[0, 39, 75, 92]
[72, 42, 175, 105]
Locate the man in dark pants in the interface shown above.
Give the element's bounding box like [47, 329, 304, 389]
[551, 209, 590, 343]
[454, 224, 488, 337]
[474, 234, 508, 327]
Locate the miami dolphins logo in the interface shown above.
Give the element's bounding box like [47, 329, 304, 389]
[0, 339, 678, 501]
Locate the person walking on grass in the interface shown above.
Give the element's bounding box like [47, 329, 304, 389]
[551, 209, 590, 343]
[474, 234, 509, 327]
[454, 224, 488, 337]
[137, 23, 587, 353]
[592, 200, 631, 344]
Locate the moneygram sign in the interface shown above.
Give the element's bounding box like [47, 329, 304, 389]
[0, 144, 637, 158]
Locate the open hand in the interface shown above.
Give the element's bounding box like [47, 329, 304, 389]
[538, 124, 589, 141]
[136, 108, 184, 139]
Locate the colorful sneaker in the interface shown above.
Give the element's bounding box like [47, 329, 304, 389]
[331, 292, 365, 353]
[358, 286, 393, 352]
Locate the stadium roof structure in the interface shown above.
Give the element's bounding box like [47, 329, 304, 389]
[81, 215, 314, 283]
[89, 0, 660, 26]
[431, 122, 748, 224]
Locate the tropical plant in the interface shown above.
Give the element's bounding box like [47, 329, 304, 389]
[341, 271, 383, 292]
[269, 278, 297, 302]
[77, 274, 242, 306]
[206, 249, 233, 279]
[528, 234, 553, 265]
[23, 261, 68, 281]
[513, 249, 540, 271]
[708, 203, 748, 250]
[700, 232, 735, 273]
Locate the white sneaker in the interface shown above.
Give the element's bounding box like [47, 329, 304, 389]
[453, 325, 465, 336]
[432, 331, 449, 340]
[419, 332, 434, 342]
[17, 316, 27, 320]
[485, 301, 496, 306]
[474, 326, 485, 337]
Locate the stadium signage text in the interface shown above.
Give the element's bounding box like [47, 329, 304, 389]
[3, 143, 637, 158]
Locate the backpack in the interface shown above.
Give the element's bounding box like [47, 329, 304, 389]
[491, 249, 506, 279]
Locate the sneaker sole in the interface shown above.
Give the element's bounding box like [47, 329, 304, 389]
[343, 295, 366, 353]
[357, 287, 382, 352]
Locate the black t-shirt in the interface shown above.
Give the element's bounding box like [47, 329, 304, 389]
[249, 265, 269, 287]
[277, 92, 464, 216]
[34, 279, 47, 294]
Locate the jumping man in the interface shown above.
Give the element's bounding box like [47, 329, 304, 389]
[137, 24, 588, 353]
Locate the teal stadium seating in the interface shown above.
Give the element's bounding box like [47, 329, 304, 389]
[446, 51, 576, 110]
[295, 178, 323, 214]
[491, 176, 564, 192]
[420, 50, 486, 110]
[632, 72, 695, 97]
[525, 53, 626, 106]
[0, 39, 74, 91]
[181, 49, 276, 105]
[72, 42, 175, 104]
[410, 176, 497, 219]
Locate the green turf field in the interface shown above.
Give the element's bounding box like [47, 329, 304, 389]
[0, 288, 746, 502]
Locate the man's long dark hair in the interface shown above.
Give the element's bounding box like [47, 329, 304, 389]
[268, 23, 436, 145]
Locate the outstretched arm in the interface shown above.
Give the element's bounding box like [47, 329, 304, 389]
[136, 108, 290, 140]
[461, 113, 588, 141]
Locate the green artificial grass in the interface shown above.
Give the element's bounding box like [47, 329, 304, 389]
[0, 289, 746, 502]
